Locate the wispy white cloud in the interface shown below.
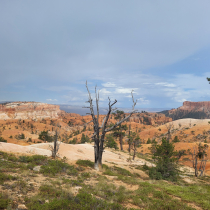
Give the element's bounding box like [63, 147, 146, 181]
[115, 88, 138, 94]
[46, 99, 57, 101]
[138, 97, 150, 104]
[102, 82, 116, 88]
[155, 82, 176, 88]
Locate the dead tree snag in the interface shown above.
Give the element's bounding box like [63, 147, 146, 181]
[85, 81, 137, 170]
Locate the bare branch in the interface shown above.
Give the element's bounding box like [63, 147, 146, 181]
[105, 91, 137, 133]
[84, 120, 93, 125]
[86, 81, 97, 130]
[105, 110, 136, 132]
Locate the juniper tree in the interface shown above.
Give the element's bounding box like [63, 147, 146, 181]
[112, 110, 128, 150]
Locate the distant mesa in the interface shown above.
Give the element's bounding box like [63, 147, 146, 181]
[161, 101, 210, 120]
[0, 101, 61, 120]
[0, 101, 172, 126]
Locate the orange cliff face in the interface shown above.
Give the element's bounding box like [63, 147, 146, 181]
[182, 101, 210, 111]
[165, 101, 210, 120]
[0, 102, 61, 120]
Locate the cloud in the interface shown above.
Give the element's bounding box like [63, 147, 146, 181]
[1, 1, 210, 109]
[46, 99, 57, 101]
[155, 83, 176, 88]
[115, 88, 138, 94]
[138, 97, 150, 105]
[102, 82, 116, 88]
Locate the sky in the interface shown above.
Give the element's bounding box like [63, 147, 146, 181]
[1, 1, 210, 114]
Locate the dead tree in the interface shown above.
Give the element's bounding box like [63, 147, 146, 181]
[165, 122, 174, 142]
[127, 124, 132, 154]
[128, 131, 141, 160]
[85, 81, 137, 170]
[189, 143, 209, 177]
[49, 128, 61, 159]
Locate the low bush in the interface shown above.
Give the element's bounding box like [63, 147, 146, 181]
[40, 160, 72, 176]
[0, 137, 7, 143]
[76, 159, 94, 168]
[0, 193, 10, 209]
[0, 172, 17, 184]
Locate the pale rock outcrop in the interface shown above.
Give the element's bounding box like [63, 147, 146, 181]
[0, 102, 61, 120]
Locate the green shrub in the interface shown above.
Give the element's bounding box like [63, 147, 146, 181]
[172, 136, 180, 143]
[0, 172, 17, 184]
[25, 190, 125, 210]
[113, 166, 132, 176]
[20, 133, 25, 139]
[38, 131, 54, 142]
[80, 133, 90, 143]
[149, 138, 180, 181]
[0, 137, 7, 143]
[0, 193, 10, 209]
[19, 155, 47, 165]
[81, 172, 91, 179]
[105, 135, 118, 150]
[141, 164, 150, 171]
[103, 166, 133, 177]
[76, 159, 94, 168]
[69, 138, 77, 144]
[40, 160, 71, 176]
[146, 138, 151, 144]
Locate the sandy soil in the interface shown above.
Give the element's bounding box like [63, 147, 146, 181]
[165, 118, 210, 128]
[1, 140, 209, 175]
[0, 142, 153, 167]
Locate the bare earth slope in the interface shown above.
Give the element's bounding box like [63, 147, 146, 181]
[0, 142, 153, 167]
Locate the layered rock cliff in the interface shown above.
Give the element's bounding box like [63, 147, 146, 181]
[0, 102, 61, 120]
[161, 101, 210, 120]
[128, 112, 172, 125]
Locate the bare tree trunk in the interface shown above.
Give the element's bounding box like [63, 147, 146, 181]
[128, 142, 131, 154]
[128, 125, 131, 153]
[119, 135, 123, 151]
[195, 157, 198, 177]
[53, 130, 58, 159]
[94, 137, 100, 170]
[133, 148, 136, 160]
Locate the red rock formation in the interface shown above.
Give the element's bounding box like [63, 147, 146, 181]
[165, 101, 210, 120]
[182, 101, 210, 111]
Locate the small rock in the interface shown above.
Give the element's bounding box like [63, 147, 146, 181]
[33, 166, 41, 172]
[77, 149, 84, 153]
[119, 155, 125, 160]
[17, 204, 28, 210]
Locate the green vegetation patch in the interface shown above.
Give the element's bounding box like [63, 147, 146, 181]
[0, 172, 17, 184]
[40, 159, 77, 176]
[0, 193, 10, 209]
[76, 159, 94, 168]
[132, 181, 194, 210]
[25, 189, 126, 210]
[156, 181, 210, 209]
[103, 166, 133, 177]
